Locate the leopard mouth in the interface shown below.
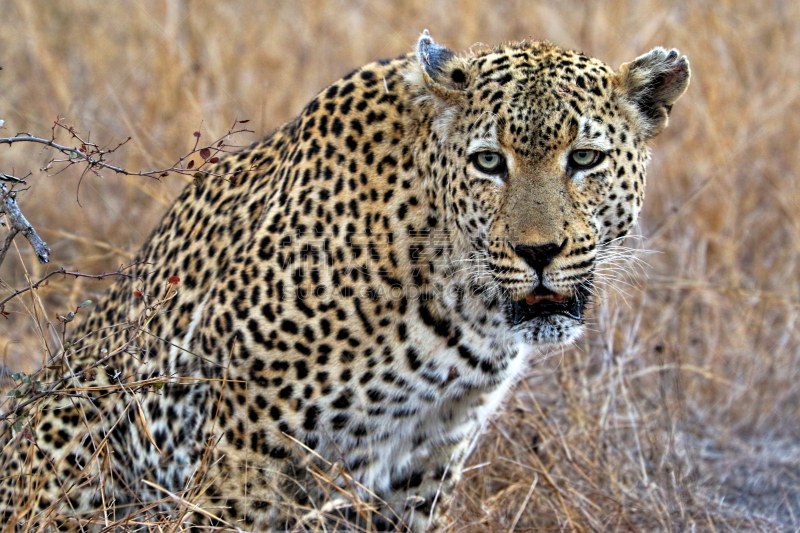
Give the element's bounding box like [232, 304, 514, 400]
[506, 287, 588, 327]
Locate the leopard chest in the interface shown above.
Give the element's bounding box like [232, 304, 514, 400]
[299, 306, 531, 496]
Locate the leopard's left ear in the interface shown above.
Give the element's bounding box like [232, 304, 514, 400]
[618, 47, 690, 139]
[412, 30, 472, 100]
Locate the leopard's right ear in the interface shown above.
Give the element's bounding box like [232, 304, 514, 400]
[411, 30, 472, 100]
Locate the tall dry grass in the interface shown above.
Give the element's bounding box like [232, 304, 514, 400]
[1, 0, 799, 531]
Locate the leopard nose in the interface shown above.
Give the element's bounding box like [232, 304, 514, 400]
[514, 239, 567, 274]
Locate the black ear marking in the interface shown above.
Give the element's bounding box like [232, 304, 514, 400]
[413, 30, 471, 97]
[416, 29, 456, 78]
[619, 47, 691, 139]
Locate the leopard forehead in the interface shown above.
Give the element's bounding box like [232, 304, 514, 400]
[401, 40, 658, 285]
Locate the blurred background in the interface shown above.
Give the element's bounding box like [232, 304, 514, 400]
[1, 1, 799, 530]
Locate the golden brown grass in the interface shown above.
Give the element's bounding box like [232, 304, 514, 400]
[1, 0, 799, 531]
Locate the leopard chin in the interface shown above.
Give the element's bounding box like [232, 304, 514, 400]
[514, 315, 586, 345]
[505, 286, 590, 345]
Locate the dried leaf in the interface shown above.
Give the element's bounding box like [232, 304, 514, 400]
[136, 397, 163, 455]
[200, 147, 211, 160]
[187, 159, 195, 169]
[209, 156, 219, 163]
[193, 131, 201, 138]
[238, 119, 250, 124]
[133, 291, 144, 298]
[168, 275, 180, 285]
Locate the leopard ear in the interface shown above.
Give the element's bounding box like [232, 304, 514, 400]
[413, 30, 472, 99]
[618, 47, 690, 139]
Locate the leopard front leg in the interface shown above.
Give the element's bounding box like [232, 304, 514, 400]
[371, 436, 472, 533]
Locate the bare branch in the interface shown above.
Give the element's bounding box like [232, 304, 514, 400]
[0, 275, 190, 422]
[0, 117, 254, 183]
[0, 262, 145, 314]
[0, 118, 252, 268]
[0, 342, 132, 421]
[0, 180, 49, 267]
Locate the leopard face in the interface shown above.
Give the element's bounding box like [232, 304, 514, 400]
[0, 31, 689, 532]
[407, 32, 689, 346]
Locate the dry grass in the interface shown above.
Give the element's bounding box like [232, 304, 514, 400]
[1, 0, 799, 531]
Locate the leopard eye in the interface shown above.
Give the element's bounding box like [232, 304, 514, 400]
[472, 152, 506, 174]
[569, 149, 605, 170]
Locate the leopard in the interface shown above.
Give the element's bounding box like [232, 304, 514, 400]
[0, 31, 689, 532]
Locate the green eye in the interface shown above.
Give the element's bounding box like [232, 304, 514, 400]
[569, 149, 605, 169]
[473, 152, 506, 174]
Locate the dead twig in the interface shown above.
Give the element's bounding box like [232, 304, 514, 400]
[0, 179, 49, 268]
[0, 274, 182, 422]
[0, 117, 253, 184]
[0, 262, 145, 315]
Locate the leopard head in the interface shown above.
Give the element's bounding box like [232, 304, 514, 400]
[408, 31, 690, 344]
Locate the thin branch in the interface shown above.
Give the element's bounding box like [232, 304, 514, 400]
[0, 262, 145, 314]
[0, 278, 176, 422]
[0, 342, 132, 421]
[0, 117, 253, 182]
[0, 118, 252, 266]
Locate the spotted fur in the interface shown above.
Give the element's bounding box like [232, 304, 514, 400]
[0, 32, 689, 531]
